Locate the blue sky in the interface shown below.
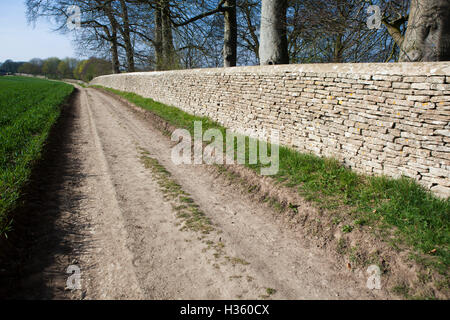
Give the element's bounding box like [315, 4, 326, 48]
[0, 0, 77, 62]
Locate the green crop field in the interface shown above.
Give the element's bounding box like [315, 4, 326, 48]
[0, 76, 74, 237]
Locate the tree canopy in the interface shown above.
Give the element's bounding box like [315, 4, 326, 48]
[13, 0, 450, 75]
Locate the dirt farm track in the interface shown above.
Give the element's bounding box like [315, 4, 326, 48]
[0, 86, 391, 300]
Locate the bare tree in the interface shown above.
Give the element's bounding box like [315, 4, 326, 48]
[119, 0, 135, 71]
[259, 0, 289, 65]
[103, 1, 122, 73]
[26, 0, 125, 72]
[237, 0, 260, 64]
[399, 0, 450, 61]
[161, 0, 178, 69]
[223, 0, 237, 67]
[154, 2, 163, 69]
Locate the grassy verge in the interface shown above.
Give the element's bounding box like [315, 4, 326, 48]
[96, 86, 449, 276]
[0, 76, 74, 237]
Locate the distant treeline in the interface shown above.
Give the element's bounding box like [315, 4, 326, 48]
[0, 57, 114, 82]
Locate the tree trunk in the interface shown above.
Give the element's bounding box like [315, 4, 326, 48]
[259, 0, 289, 65]
[223, 0, 237, 67]
[399, 0, 450, 62]
[332, 34, 343, 63]
[110, 29, 121, 74]
[119, 0, 135, 72]
[105, 3, 120, 74]
[161, 0, 177, 69]
[154, 3, 163, 70]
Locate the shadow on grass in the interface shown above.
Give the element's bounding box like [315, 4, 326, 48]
[0, 89, 89, 300]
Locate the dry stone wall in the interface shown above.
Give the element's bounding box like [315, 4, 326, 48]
[91, 62, 450, 198]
